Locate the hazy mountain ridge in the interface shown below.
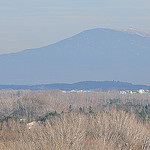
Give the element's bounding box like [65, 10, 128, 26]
[0, 81, 149, 91]
[0, 28, 150, 85]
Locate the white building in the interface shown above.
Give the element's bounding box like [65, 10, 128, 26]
[138, 89, 145, 94]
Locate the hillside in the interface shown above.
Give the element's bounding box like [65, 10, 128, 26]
[0, 81, 149, 91]
[0, 28, 150, 85]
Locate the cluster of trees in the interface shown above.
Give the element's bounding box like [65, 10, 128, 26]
[0, 111, 150, 150]
[1, 89, 150, 120]
[0, 89, 150, 149]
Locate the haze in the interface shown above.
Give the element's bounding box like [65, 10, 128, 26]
[0, 0, 150, 54]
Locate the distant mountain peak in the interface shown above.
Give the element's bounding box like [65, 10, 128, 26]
[0, 28, 150, 85]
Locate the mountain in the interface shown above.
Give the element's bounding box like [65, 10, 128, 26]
[0, 28, 150, 85]
[122, 27, 150, 38]
[0, 81, 149, 91]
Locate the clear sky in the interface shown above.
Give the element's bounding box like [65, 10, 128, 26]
[0, 0, 150, 54]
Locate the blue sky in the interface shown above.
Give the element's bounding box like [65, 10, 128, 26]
[0, 0, 150, 54]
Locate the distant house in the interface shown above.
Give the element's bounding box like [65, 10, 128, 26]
[145, 90, 149, 93]
[70, 90, 77, 93]
[138, 89, 146, 94]
[130, 91, 133, 94]
[27, 121, 36, 129]
[120, 91, 127, 94]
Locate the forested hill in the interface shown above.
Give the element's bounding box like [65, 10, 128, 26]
[0, 81, 149, 91]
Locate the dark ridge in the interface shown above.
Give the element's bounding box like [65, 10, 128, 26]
[0, 81, 149, 91]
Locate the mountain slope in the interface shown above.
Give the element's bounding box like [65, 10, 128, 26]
[0, 81, 149, 91]
[0, 28, 150, 85]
